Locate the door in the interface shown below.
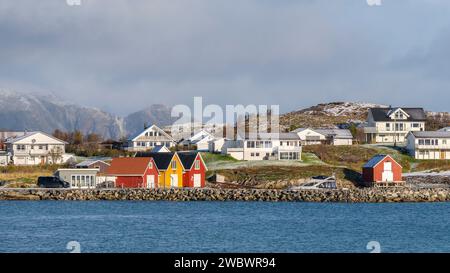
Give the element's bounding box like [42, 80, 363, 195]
[193, 174, 202, 188]
[146, 175, 155, 188]
[382, 162, 394, 182]
[441, 151, 446, 160]
[170, 174, 178, 188]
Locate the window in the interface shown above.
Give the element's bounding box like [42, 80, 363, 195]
[412, 123, 419, 128]
[255, 153, 260, 157]
[444, 140, 447, 145]
[71, 176, 76, 187]
[171, 160, 177, 169]
[280, 152, 299, 160]
[251, 153, 255, 157]
[386, 123, 390, 131]
[195, 160, 200, 170]
[395, 123, 404, 131]
[419, 139, 424, 145]
[149, 162, 153, 169]
[425, 139, 431, 145]
[16, 145, 26, 150]
[247, 141, 255, 148]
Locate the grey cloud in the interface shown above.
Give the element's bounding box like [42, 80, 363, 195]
[0, 0, 450, 116]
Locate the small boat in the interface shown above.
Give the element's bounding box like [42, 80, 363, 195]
[290, 175, 337, 190]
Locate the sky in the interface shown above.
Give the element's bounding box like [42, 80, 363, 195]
[1, 0, 450, 116]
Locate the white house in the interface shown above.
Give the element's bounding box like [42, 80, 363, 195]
[208, 137, 234, 153]
[364, 107, 426, 144]
[224, 133, 302, 161]
[180, 130, 215, 151]
[292, 128, 353, 145]
[292, 128, 326, 145]
[127, 125, 176, 152]
[314, 129, 354, 146]
[5, 131, 68, 165]
[406, 131, 450, 160]
[0, 151, 8, 166]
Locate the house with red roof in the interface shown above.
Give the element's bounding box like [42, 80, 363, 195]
[107, 157, 159, 188]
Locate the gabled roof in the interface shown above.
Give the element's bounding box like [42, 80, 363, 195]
[438, 127, 450, 132]
[5, 131, 68, 144]
[152, 145, 171, 153]
[387, 107, 410, 118]
[75, 160, 110, 167]
[189, 130, 213, 141]
[411, 131, 450, 138]
[369, 108, 426, 122]
[107, 157, 156, 175]
[177, 151, 208, 171]
[135, 152, 178, 170]
[363, 154, 402, 169]
[130, 124, 175, 142]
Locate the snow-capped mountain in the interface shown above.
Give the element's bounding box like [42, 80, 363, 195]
[0, 90, 173, 139]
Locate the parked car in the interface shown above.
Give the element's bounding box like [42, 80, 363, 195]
[290, 175, 337, 190]
[37, 176, 70, 188]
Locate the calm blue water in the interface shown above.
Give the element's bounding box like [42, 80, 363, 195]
[0, 201, 449, 253]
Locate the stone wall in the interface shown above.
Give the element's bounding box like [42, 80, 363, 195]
[1, 188, 450, 202]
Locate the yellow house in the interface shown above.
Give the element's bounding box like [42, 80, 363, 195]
[135, 152, 184, 188]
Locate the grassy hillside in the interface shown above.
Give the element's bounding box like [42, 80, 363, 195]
[0, 165, 63, 188]
[302, 145, 412, 171]
[213, 165, 359, 189]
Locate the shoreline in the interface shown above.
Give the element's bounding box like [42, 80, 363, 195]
[1, 188, 450, 202]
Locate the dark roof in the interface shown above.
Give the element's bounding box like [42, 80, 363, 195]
[369, 107, 426, 122]
[177, 152, 199, 170]
[135, 152, 174, 170]
[363, 154, 401, 169]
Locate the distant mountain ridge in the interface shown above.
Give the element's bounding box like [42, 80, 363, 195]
[0, 90, 173, 139]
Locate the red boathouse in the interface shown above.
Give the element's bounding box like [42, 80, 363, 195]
[107, 157, 159, 188]
[362, 154, 403, 186]
[178, 152, 207, 188]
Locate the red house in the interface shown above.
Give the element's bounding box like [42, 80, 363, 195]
[362, 154, 403, 186]
[178, 152, 207, 188]
[107, 157, 159, 188]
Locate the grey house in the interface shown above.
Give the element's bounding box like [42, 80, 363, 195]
[54, 168, 99, 189]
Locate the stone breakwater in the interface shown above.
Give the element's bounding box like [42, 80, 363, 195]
[1, 188, 450, 202]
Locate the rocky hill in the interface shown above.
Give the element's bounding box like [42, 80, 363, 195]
[280, 102, 387, 130]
